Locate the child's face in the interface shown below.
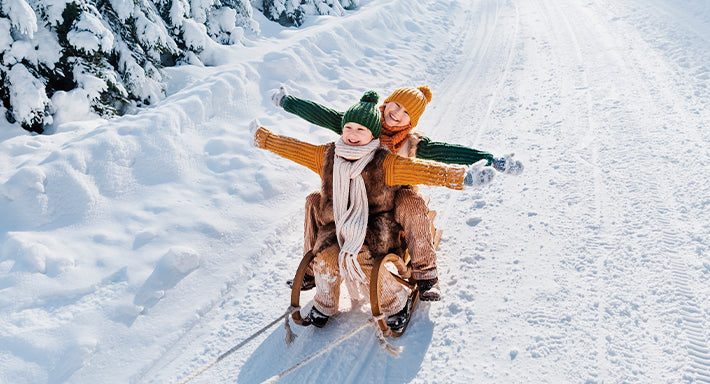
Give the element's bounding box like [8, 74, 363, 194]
[382, 102, 411, 127]
[342, 122, 375, 146]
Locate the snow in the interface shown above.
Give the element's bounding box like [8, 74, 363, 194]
[1, 0, 710, 383]
[0, 18, 13, 52]
[3, 29, 62, 68]
[131, 9, 178, 61]
[38, 0, 73, 26]
[108, 0, 134, 22]
[5, 65, 51, 126]
[1, 0, 37, 38]
[67, 13, 114, 54]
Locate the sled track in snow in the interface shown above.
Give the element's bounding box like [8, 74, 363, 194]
[652, 183, 710, 383]
[653, 106, 710, 381]
[528, 2, 610, 378]
[645, 7, 710, 377]
[581, 1, 708, 380]
[471, 1, 521, 145]
[609, 0, 710, 102]
[517, 0, 710, 381]
[432, 0, 520, 222]
[670, 257, 710, 383]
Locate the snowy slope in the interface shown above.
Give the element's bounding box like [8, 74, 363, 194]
[1, 0, 709, 383]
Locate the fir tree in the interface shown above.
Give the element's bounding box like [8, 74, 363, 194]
[0, 0, 354, 134]
[1, 0, 53, 132]
[257, 0, 352, 27]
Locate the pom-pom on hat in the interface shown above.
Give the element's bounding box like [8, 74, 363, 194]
[383, 85, 432, 127]
[342, 91, 382, 138]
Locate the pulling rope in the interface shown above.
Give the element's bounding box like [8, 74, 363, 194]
[177, 308, 402, 384]
[372, 314, 403, 357]
[283, 305, 299, 345]
[260, 319, 374, 384]
[176, 306, 300, 384]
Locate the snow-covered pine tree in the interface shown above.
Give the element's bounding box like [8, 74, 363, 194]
[153, 0, 257, 57]
[95, 0, 180, 106]
[339, 0, 358, 10]
[54, 1, 133, 116]
[256, 0, 351, 27]
[1, 0, 258, 133]
[1, 0, 351, 134]
[1, 0, 54, 133]
[205, 0, 258, 45]
[1, 0, 177, 132]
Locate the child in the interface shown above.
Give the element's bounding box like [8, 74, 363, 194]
[273, 85, 523, 301]
[253, 91, 493, 330]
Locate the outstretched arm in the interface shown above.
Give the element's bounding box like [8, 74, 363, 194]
[415, 136, 494, 166]
[273, 87, 344, 134]
[416, 136, 524, 175]
[382, 153, 467, 190]
[253, 126, 327, 176]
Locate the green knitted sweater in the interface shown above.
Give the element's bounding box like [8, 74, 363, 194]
[283, 95, 494, 166]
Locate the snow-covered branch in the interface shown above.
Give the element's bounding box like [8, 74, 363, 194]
[0, 0, 359, 133]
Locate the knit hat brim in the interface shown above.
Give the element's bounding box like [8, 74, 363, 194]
[342, 91, 382, 138]
[383, 85, 432, 127]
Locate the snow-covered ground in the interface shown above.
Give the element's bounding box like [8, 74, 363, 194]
[2, 0, 710, 382]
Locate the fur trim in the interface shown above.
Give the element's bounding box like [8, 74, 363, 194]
[406, 132, 423, 158]
[313, 144, 404, 257]
[365, 211, 405, 256]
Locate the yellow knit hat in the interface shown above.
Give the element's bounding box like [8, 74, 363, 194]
[383, 85, 433, 127]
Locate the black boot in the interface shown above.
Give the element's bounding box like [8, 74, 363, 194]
[416, 277, 441, 301]
[286, 273, 316, 291]
[386, 297, 413, 333]
[303, 306, 329, 328]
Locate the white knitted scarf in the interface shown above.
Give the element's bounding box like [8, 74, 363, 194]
[333, 137, 380, 299]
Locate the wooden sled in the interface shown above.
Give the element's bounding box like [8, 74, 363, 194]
[290, 210, 442, 337]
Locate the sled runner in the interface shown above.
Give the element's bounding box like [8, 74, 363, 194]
[290, 210, 442, 337]
[177, 211, 442, 383]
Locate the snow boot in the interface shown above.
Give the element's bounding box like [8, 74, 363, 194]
[417, 277, 441, 301]
[286, 273, 316, 291]
[386, 297, 413, 333]
[303, 306, 329, 328]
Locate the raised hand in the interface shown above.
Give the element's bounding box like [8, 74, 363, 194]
[271, 85, 288, 108]
[492, 153, 524, 175]
[464, 159, 495, 187]
[249, 118, 261, 146]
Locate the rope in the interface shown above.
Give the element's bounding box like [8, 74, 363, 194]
[284, 305, 300, 345]
[375, 327, 403, 357]
[176, 306, 296, 384]
[372, 314, 403, 357]
[177, 310, 402, 384]
[260, 319, 374, 384]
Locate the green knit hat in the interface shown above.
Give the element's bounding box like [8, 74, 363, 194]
[341, 91, 381, 139]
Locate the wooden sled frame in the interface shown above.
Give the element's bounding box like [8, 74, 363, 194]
[290, 210, 442, 336]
